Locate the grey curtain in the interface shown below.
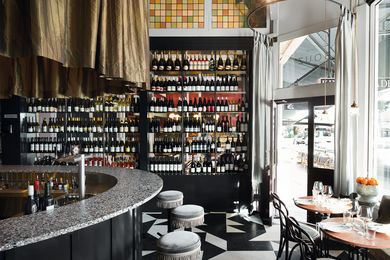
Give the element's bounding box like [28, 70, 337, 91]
[0, 0, 149, 98]
[334, 7, 358, 196]
[251, 32, 273, 210]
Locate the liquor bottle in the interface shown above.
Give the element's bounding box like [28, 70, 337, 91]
[196, 159, 202, 173]
[233, 52, 239, 70]
[24, 185, 38, 215]
[166, 52, 174, 71]
[174, 52, 181, 71]
[225, 53, 232, 70]
[217, 52, 224, 71]
[240, 51, 247, 71]
[43, 182, 54, 211]
[42, 118, 48, 133]
[190, 158, 196, 173]
[157, 52, 165, 71]
[209, 51, 216, 71]
[183, 53, 190, 71]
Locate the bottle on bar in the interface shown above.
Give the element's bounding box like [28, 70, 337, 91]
[43, 182, 54, 211]
[24, 185, 38, 215]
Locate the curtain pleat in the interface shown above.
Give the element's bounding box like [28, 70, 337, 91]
[334, 8, 358, 196]
[0, 0, 148, 98]
[251, 32, 273, 210]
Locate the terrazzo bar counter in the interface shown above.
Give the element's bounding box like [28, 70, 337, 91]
[0, 166, 163, 260]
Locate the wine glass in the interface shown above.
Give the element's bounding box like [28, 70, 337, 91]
[312, 181, 323, 202]
[357, 205, 373, 238]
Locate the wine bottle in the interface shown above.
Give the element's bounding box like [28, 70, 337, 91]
[166, 52, 173, 71]
[240, 51, 247, 70]
[217, 52, 224, 71]
[233, 52, 239, 70]
[43, 182, 54, 211]
[225, 53, 232, 70]
[158, 52, 165, 71]
[24, 185, 38, 215]
[174, 51, 181, 71]
[183, 53, 190, 71]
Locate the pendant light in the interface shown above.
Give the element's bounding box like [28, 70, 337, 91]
[350, 0, 359, 115]
[323, 0, 328, 115]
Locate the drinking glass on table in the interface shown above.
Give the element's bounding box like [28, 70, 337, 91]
[322, 185, 333, 206]
[357, 206, 373, 239]
[312, 181, 324, 203]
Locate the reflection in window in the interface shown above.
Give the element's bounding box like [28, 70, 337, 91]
[280, 28, 336, 88]
[376, 0, 390, 195]
[313, 106, 335, 170]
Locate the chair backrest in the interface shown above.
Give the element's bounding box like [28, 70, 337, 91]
[376, 195, 390, 224]
[271, 193, 289, 230]
[286, 216, 317, 260]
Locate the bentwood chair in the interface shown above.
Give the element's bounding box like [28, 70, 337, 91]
[271, 193, 320, 260]
[287, 216, 332, 260]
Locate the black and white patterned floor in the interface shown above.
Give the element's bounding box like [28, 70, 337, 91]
[142, 211, 348, 259]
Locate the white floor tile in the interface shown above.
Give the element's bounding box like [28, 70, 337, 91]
[209, 251, 276, 260]
[226, 219, 244, 226]
[205, 232, 227, 250]
[142, 250, 155, 256]
[226, 226, 246, 233]
[147, 224, 167, 239]
[250, 224, 280, 241]
[142, 213, 156, 223]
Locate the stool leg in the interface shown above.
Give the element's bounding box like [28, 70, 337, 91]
[167, 208, 173, 232]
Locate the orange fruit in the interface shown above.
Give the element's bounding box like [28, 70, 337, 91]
[356, 177, 364, 184]
[361, 178, 368, 185]
[368, 179, 376, 186]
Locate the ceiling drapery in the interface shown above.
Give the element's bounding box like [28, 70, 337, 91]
[0, 0, 149, 98]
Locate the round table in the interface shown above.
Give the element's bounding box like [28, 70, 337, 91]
[294, 196, 351, 215]
[320, 217, 390, 259]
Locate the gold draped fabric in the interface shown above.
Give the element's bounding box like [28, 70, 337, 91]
[0, 0, 149, 98]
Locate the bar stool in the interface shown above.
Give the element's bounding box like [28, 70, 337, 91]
[171, 204, 204, 229]
[157, 231, 202, 260]
[157, 190, 184, 232]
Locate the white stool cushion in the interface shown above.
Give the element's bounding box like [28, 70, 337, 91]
[157, 190, 184, 209]
[158, 190, 184, 201]
[172, 205, 204, 219]
[157, 231, 201, 254]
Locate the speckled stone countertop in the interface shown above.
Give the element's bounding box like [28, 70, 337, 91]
[0, 166, 163, 252]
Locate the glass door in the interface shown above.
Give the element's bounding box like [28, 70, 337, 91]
[274, 97, 335, 221]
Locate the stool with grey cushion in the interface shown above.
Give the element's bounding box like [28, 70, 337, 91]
[171, 205, 204, 230]
[157, 190, 184, 232]
[157, 231, 202, 260]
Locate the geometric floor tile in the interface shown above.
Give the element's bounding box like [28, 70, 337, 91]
[142, 211, 352, 259]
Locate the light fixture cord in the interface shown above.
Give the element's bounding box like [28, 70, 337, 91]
[324, 0, 327, 110]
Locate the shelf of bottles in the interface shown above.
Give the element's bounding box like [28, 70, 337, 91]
[148, 49, 250, 175]
[20, 93, 140, 168]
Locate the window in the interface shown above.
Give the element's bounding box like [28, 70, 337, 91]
[280, 28, 337, 88]
[375, 0, 390, 195]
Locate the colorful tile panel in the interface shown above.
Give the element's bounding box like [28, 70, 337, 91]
[212, 0, 248, 28]
[150, 0, 205, 29]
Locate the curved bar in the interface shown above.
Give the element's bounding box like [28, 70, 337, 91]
[0, 166, 163, 254]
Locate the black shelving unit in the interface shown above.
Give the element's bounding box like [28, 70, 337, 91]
[5, 94, 141, 169]
[142, 37, 254, 212]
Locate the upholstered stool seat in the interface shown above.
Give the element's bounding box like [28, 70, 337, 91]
[157, 231, 202, 260]
[171, 205, 204, 229]
[157, 190, 184, 209]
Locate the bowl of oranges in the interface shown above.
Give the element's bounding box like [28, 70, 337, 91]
[356, 177, 379, 203]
